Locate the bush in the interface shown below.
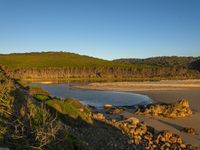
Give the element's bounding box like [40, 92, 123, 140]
[46, 98, 92, 123]
[33, 94, 51, 102]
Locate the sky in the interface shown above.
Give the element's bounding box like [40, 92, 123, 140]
[0, 0, 200, 60]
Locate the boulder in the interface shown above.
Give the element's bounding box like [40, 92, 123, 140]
[104, 104, 112, 109]
[181, 127, 198, 135]
[106, 107, 124, 114]
[186, 144, 198, 150]
[126, 117, 140, 126]
[161, 130, 173, 141]
[177, 99, 190, 108]
[135, 99, 192, 118]
[92, 113, 105, 120]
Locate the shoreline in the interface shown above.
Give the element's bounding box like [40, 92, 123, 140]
[27, 80, 200, 146]
[73, 80, 200, 91]
[74, 81, 200, 147]
[22, 78, 200, 84]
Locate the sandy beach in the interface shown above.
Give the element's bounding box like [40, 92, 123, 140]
[75, 80, 200, 146]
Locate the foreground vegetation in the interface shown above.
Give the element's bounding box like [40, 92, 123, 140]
[0, 68, 137, 150]
[28, 86, 92, 123]
[0, 52, 199, 81]
[0, 68, 90, 149]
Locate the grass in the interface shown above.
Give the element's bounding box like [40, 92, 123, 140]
[28, 85, 92, 123]
[0, 69, 90, 149]
[33, 94, 51, 102]
[28, 86, 50, 96]
[0, 51, 154, 69]
[46, 98, 92, 123]
[29, 86, 52, 101]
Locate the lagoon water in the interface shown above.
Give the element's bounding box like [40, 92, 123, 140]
[30, 83, 153, 107]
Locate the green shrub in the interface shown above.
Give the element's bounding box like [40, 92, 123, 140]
[46, 98, 92, 123]
[33, 94, 50, 102]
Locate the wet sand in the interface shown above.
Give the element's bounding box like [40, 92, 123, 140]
[132, 89, 200, 146]
[75, 80, 200, 146]
[74, 80, 200, 91]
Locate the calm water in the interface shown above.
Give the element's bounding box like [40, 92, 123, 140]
[30, 83, 153, 107]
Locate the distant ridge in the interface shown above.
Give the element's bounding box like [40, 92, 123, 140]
[114, 56, 200, 70]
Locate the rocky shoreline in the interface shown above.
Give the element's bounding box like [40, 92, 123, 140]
[91, 99, 199, 150]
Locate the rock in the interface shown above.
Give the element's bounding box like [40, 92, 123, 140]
[180, 144, 186, 149]
[92, 113, 105, 120]
[91, 110, 198, 149]
[177, 99, 190, 108]
[135, 99, 192, 118]
[181, 127, 198, 135]
[135, 122, 147, 136]
[132, 135, 141, 144]
[186, 144, 198, 150]
[126, 117, 140, 126]
[154, 130, 184, 148]
[106, 107, 124, 114]
[111, 119, 116, 123]
[144, 131, 153, 141]
[176, 136, 183, 144]
[165, 142, 171, 147]
[104, 104, 112, 108]
[160, 130, 173, 141]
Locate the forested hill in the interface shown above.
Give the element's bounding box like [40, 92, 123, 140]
[0, 52, 112, 68]
[114, 56, 200, 70]
[190, 59, 200, 71]
[0, 52, 199, 81]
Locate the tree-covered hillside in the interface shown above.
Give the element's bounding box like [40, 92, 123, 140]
[114, 56, 200, 69]
[0, 52, 199, 81]
[190, 59, 200, 71]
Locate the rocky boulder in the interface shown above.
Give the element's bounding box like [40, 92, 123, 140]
[106, 107, 125, 114]
[135, 99, 192, 118]
[92, 113, 105, 121]
[181, 127, 198, 135]
[104, 104, 112, 109]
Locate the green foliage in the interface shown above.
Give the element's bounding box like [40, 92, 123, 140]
[0, 52, 163, 80]
[115, 56, 200, 69]
[190, 59, 200, 71]
[1, 52, 199, 81]
[0, 68, 89, 149]
[0, 51, 124, 68]
[0, 71, 14, 118]
[33, 94, 51, 102]
[46, 98, 92, 123]
[25, 101, 51, 127]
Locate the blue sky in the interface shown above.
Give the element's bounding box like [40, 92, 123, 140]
[0, 0, 200, 60]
